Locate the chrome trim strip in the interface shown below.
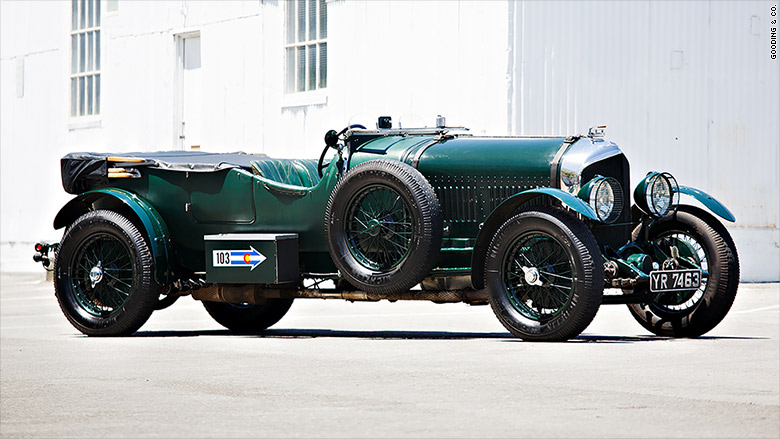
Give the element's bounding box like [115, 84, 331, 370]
[558, 137, 624, 194]
[410, 139, 441, 169]
[550, 136, 579, 188]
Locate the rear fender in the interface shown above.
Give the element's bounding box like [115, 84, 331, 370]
[53, 188, 171, 286]
[470, 187, 597, 289]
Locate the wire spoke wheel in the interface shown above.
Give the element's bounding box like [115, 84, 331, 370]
[326, 159, 442, 295]
[650, 232, 709, 312]
[54, 210, 159, 336]
[502, 232, 575, 321]
[345, 184, 413, 271]
[485, 207, 603, 341]
[71, 232, 135, 317]
[627, 208, 740, 338]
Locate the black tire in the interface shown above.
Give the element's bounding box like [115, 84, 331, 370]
[202, 299, 294, 332]
[325, 159, 443, 294]
[485, 207, 604, 341]
[628, 207, 740, 337]
[155, 294, 179, 310]
[53, 210, 159, 336]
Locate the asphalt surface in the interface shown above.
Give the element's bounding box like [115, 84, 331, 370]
[1, 273, 778, 438]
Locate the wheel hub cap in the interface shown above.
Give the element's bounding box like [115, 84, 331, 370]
[521, 266, 543, 286]
[366, 219, 382, 237]
[89, 261, 103, 288]
[345, 184, 413, 271]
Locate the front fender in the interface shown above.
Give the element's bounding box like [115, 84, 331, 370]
[513, 187, 599, 221]
[678, 186, 735, 222]
[470, 187, 598, 289]
[53, 188, 172, 285]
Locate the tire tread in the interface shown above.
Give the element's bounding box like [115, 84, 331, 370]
[485, 206, 604, 341]
[325, 159, 442, 294]
[628, 208, 739, 337]
[54, 210, 158, 336]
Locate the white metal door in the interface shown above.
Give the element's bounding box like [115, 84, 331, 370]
[179, 35, 202, 149]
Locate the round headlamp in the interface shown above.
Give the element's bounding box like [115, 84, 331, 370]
[578, 176, 623, 223]
[634, 172, 679, 218]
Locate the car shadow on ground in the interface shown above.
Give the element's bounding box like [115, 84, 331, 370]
[133, 328, 510, 340]
[130, 328, 766, 343]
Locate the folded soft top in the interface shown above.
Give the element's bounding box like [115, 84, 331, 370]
[61, 150, 268, 194]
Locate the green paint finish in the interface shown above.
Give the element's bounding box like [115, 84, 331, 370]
[348, 135, 437, 167]
[416, 137, 565, 179]
[111, 162, 342, 274]
[626, 253, 652, 274]
[350, 135, 570, 247]
[189, 169, 255, 224]
[613, 257, 650, 279]
[500, 187, 599, 221]
[349, 135, 565, 182]
[75, 188, 172, 285]
[54, 128, 738, 291]
[678, 186, 735, 222]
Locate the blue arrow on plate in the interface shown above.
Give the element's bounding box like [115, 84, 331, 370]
[223, 246, 267, 271]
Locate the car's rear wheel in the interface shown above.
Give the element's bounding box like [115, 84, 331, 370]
[54, 210, 159, 336]
[628, 208, 739, 337]
[485, 207, 604, 341]
[202, 299, 294, 332]
[326, 159, 442, 294]
[155, 294, 179, 310]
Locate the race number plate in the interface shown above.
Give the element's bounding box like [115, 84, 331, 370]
[203, 233, 298, 284]
[649, 269, 702, 293]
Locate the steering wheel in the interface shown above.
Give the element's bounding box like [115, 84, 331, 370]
[317, 124, 367, 177]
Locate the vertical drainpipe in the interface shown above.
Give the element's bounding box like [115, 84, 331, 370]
[506, 0, 516, 135]
[518, 1, 524, 136]
[181, 0, 188, 27]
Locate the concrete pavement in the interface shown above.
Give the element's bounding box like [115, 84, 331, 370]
[1, 273, 778, 438]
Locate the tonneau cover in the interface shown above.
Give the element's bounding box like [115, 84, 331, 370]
[61, 151, 268, 194]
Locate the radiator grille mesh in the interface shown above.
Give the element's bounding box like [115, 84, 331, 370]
[428, 175, 550, 223]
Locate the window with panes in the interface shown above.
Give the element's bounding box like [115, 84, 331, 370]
[71, 0, 100, 116]
[285, 0, 327, 93]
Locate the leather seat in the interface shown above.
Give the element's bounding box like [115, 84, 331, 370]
[250, 158, 321, 188]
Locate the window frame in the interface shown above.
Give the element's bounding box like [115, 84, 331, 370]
[284, 0, 327, 98]
[69, 0, 101, 121]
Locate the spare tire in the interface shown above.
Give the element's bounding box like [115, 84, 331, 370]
[326, 159, 442, 294]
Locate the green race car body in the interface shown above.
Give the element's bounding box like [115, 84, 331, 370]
[39, 119, 740, 341]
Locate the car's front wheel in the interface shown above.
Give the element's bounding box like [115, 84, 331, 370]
[54, 210, 159, 336]
[627, 208, 739, 337]
[484, 207, 604, 341]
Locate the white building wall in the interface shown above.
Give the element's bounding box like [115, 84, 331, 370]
[1, 0, 72, 273]
[1, 0, 778, 280]
[0, 0, 508, 272]
[508, 0, 780, 281]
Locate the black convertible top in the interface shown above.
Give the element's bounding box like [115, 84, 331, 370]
[61, 150, 268, 194]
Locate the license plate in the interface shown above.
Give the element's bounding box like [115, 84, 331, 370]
[649, 269, 702, 293]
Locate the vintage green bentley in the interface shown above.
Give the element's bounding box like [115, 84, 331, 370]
[35, 117, 739, 341]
